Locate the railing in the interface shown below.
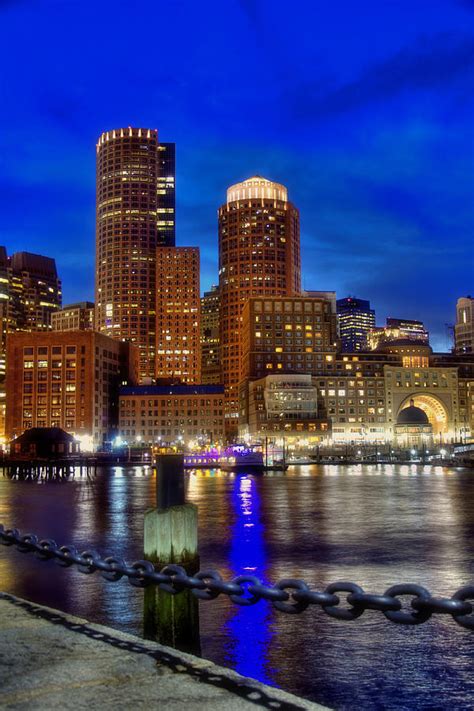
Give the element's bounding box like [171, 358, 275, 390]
[1, 524, 473, 629]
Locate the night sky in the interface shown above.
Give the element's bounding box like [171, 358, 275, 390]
[1, 0, 473, 351]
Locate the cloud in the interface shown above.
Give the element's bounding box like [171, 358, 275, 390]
[289, 32, 474, 121]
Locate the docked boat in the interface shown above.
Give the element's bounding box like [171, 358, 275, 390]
[220, 444, 287, 472]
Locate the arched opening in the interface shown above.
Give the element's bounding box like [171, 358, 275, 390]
[398, 394, 448, 437]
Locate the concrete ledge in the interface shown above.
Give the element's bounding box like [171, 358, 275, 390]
[0, 592, 329, 710]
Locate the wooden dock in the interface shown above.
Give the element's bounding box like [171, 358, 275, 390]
[0, 458, 98, 481]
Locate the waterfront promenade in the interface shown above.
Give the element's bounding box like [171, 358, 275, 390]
[0, 593, 326, 710]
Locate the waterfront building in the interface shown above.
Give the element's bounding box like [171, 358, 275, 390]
[394, 399, 433, 448]
[0, 248, 62, 444]
[200, 285, 221, 385]
[238, 294, 336, 443]
[240, 295, 337, 382]
[95, 127, 176, 380]
[218, 176, 301, 432]
[155, 247, 200, 384]
[238, 324, 474, 445]
[240, 374, 329, 442]
[118, 383, 225, 447]
[455, 296, 474, 354]
[51, 302, 95, 331]
[337, 296, 375, 352]
[10, 427, 79, 458]
[368, 317, 429, 350]
[5, 331, 138, 448]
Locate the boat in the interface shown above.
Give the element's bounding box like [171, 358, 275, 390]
[220, 444, 287, 472]
[286, 457, 315, 465]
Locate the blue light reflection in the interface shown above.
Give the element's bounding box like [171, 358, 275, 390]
[226, 474, 274, 685]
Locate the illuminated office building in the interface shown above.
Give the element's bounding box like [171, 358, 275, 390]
[337, 296, 375, 352]
[9, 251, 61, 332]
[240, 295, 337, 381]
[52, 302, 95, 332]
[157, 143, 176, 246]
[218, 176, 301, 431]
[5, 331, 138, 447]
[368, 317, 429, 350]
[0, 248, 62, 441]
[119, 383, 225, 446]
[155, 247, 200, 383]
[95, 127, 176, 380]
[239, 341, 474, 446]
[455, 296, 474, 354]
[200, 285, 220, 384]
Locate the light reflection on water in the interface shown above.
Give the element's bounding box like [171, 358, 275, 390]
[225, 475, 273, 685]
[0, 463, 474, 710]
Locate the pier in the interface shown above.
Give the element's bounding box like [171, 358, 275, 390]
[0, 593, 325, 710]
[1, 458, 98, 481]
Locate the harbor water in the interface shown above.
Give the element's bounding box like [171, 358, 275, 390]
[0, 463, 473, 709]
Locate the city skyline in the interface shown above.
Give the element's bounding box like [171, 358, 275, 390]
[1, 1, 473, 351]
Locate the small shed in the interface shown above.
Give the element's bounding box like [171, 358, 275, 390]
[10, 428, 80, 458]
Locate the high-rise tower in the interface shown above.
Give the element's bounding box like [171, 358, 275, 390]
[155, 247, 201, 383]
[201, 285, 220, 385]
[455, 296, 474, 354]
[157, 143, 176, 247]
[95, 127, 176, 380]
[336, 296, 375, 352]
[218, 176, 301, 431]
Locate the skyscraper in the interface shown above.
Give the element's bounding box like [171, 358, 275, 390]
[155, 247, 201, 383]
[218, 176, 301, 431]
[200, 285, 220, 385]
[95, 127, 176, 380]
[157, 143, 176, 247]
[455, 296, 474, 354]
[0, 248, 62, 441]
[9, 251, 62, 332]
[337, 296, 375, 352]
[0, 247, 62, 373]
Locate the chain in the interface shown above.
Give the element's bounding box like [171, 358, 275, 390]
[1, 524, 473, 630]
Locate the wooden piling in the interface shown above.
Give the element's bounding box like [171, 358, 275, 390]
[143, 454, 200, 655]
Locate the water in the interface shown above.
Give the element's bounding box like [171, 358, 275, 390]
[1, 463, 473, 709]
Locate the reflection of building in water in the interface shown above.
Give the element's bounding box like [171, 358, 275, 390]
[394, 399, 433, 447]
[227, 475, 272, 685]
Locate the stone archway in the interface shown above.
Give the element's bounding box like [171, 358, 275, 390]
[398, 393, 448, 437]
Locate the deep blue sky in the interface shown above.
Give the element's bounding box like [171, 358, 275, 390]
[1, 0, 473, 350]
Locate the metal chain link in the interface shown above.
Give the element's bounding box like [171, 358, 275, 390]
[1, 524, 473, 629]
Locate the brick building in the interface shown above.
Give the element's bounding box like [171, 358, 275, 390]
[218, 176, 301, 432]
[155, 247, 200, 383]
[6, 331, 138, 447]
[119, 384, 225, 447]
